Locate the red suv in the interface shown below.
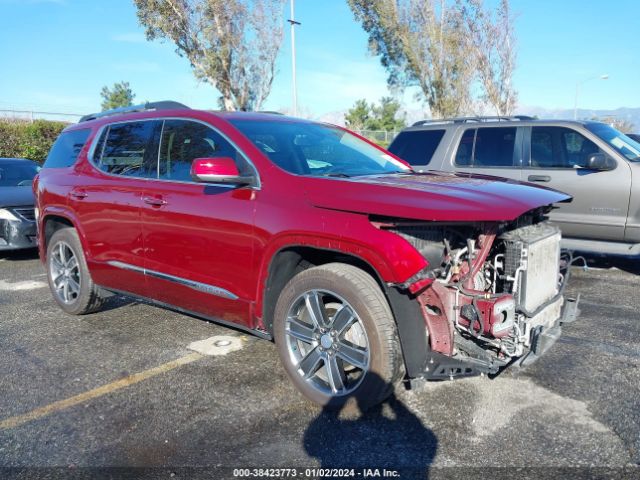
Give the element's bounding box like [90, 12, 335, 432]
[35, 102, 579, 408]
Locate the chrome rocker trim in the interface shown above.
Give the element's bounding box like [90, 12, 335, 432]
[107, 260, 239, 300]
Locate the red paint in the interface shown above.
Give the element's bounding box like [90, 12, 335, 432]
[408, 278, 434, 295]
[36, 109, 570, 339]
[191, 157, 239, 179]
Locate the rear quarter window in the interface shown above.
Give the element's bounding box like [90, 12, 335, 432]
[43, 129, 91, 168]
[388, 130, 445, 167]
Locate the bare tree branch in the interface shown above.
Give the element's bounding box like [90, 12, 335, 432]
[464, 0, 517, 115]
[348, 0, 475, 118]
[134, 0, 285, 111]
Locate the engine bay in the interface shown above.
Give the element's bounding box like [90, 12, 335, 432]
[377, 208, 572, 371]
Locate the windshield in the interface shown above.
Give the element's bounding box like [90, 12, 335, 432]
[586, 123, 640, 161]
[0, 161, 39, 187]
[229, 119, 410, 177]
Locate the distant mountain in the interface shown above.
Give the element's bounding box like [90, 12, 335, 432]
[516, 106, 640, 131]
[315, 106, 640, 132]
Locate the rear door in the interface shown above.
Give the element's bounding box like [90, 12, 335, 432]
[140, 119, 257, 328]
[70, 119, 161, 296]
[521, 126, 631, 241]
[449, 126, 524, 181]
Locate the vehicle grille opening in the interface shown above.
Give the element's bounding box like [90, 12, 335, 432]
[14, 208, 36, 222]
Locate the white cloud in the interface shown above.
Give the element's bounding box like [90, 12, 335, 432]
[270, 49, 426, 118]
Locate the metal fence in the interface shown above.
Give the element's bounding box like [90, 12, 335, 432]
[0, 109, 83, 123]
[0, 110, 402, 145]
[352, 129, 400, 145]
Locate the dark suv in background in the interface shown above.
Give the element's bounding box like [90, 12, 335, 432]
[0, 157, 39, 251]
[389, 117, 640, 257]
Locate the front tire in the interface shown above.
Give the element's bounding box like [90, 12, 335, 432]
[273, 263, 403, 410]
[46, 227, 105, 315]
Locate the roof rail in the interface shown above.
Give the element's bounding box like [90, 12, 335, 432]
[79, 100, 190, 123]
[412, 115, 535, 126]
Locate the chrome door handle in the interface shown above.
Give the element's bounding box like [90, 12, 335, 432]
[70, 190, 88, 199]
[143, 196, 167, 206]
[528, 175, 551, 182]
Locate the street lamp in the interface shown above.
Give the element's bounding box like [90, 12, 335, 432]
[287, 0, 301, 117]
[574, 74, 609, 120]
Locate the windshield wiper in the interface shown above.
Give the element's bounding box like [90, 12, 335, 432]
[322, 172, 351, 178]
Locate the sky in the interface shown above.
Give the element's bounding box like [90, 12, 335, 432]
[0, 0, 638, 122]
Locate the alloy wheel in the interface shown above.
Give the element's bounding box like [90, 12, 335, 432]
[49, 241, 81, 304]
[285, 289, 370, 396]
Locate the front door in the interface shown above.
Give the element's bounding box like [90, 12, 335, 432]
[140, 119, 257, 328]
[522, 126, 631, 241]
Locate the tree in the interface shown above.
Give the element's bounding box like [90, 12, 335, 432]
[100, 81, 136, 111]
[345, 99, 371, 130]
[464, 0, 517, 115]
[593, 116, 636, 134]
[134, 0, 285, 111]
[345, 97, 406, 131]
[347, 0, 475, 118]
[370, 96, 406, 131]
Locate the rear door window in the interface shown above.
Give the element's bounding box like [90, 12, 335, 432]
[388, 130, 445, 167]
[43, 129, 91, 168]
[455, 127, 517, 167]
[95, 121, 160, 177]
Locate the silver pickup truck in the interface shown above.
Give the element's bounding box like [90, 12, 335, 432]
[388, 117, 640, 257]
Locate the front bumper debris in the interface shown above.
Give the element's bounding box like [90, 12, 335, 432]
[516, 294, 581, 367]
[410, 294, 581, 385]
[0, 215, 37, 251]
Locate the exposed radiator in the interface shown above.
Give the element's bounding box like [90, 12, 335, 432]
[500, 223, 561, 313]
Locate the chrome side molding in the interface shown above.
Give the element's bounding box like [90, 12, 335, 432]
[106, 261, 239, 300]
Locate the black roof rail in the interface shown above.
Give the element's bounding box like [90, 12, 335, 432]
[412, 115, 535, 126]
[79, 100, 190, 123]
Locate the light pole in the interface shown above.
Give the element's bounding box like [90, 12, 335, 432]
[287, 0, 301, 116]
[574, 74, 609, 120]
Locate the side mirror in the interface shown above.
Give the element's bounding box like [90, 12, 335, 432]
[585, 153, 615, 171]
[190, 157, 254, 185]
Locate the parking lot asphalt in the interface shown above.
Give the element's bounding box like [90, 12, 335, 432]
[0, 250, 638, 478]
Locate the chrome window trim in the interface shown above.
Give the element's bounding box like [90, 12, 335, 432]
[107, 261, 239, 300]
[156, 119, 166, 179]
[86, 116, 261, 190]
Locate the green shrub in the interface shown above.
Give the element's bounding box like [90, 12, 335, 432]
[0, 119, 67, 164]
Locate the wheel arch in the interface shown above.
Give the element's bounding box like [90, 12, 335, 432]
[40, 208, 89, 261]
[260, 245, 429, 378]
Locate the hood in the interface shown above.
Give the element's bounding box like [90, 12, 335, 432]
[305, 171, 570, 222]
[0, 186, 35, 208]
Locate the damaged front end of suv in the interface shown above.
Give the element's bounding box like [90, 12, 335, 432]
[377, 205, 580, 382]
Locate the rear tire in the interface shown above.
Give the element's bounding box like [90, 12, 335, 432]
[46, 227, 105, 315]
[273, 263, 403, 410]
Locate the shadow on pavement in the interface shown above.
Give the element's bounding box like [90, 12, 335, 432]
[575, 252, 640, 275]
[303, 374, 438, 477]
[0, 248, 39, 262]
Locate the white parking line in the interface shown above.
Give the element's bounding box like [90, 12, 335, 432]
[0, 352, 203, 430]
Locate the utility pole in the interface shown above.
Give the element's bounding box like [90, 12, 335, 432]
[287, 0, 301, 116]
